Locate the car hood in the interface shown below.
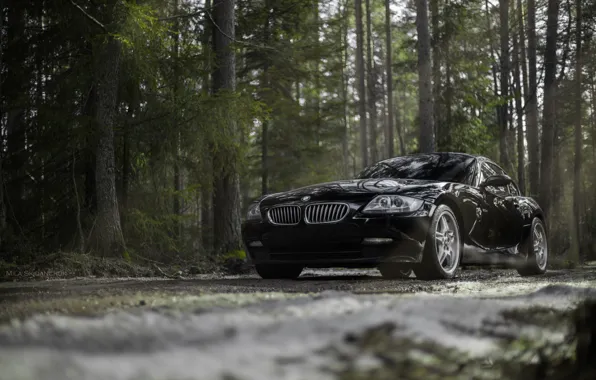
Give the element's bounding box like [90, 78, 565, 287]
[259, 178, 451, 207]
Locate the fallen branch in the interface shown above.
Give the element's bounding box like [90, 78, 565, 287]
[70, 0, 107, 32]
[152, 263, 185, 280]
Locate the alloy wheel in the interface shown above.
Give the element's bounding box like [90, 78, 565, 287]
[434, 211, 460, 274]
[533, 222, 548, 270]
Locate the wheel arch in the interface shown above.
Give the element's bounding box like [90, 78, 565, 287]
[434, 194, 466, 246]
[522, 211, 547, 245]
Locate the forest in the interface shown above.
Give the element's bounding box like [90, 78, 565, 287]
[1, 0, 595, 271]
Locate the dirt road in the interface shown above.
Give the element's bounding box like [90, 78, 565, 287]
[1, 267, 596, 380]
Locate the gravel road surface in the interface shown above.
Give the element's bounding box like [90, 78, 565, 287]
[1, 267, 595, 380]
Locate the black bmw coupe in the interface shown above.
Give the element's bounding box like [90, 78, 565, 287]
[242, 152, 548, 280]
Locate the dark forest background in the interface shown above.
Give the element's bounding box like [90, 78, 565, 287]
[1, 0, 595, 270]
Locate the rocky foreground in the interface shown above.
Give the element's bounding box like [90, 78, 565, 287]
[0, 268, 595, 380]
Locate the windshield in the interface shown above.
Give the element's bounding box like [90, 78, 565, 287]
[357, 154, 476, 183]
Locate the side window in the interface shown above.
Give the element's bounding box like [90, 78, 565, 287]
[487, 162, 520, 195]
[479, 162, 495, 183]
[487, 163, 507, 176]
[458, 160, 477, 186]
[507, 182, 520, 196]
[480, 163, 508, 194]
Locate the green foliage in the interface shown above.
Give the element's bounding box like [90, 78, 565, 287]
[222, 250, 247, 260]
[2, 0, 596, 267]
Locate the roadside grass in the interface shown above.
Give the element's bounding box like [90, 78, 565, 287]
[0, 252, 158, 281]
[0, 251, 252, 282]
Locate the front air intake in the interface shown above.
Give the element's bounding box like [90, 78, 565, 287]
[304, 203, 349, 224]
[267, 205, 301, 225]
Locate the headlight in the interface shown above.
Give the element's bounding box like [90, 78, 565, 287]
[362, 195, 423, 214]
[246, 203, 262, 220]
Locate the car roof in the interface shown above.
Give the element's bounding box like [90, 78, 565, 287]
[380, 152, 478, 163]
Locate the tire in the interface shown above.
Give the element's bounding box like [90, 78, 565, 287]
[517, 217, 548, 276]
[255, 263, 303, 279]
[378, 264, 413, 279]
[414, 204, 462, 280]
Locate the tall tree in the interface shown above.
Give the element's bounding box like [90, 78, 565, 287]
[211, 0, 242, 254]
[430, 0, 440, 141]
[571, 0, 582, 261]
[172, 0, 183, 238]
[441, 1, 452, 148]
[365, 0, 378, 162]
[313, 1, 322, 147]
[539, 0, 560, 215]
[340, 0, 350, 175]
[416, 0, 435, 152]
[515, 0, 529, 194]
[384, 0, 395, 158]
[121, 82, 139, 227]
[201, 0, 213, 252]
[526, 0, 540, 197]
[0, 0, 5, 247]
[498, 0, 511, 170]
[485, 0, 499, 132]
[355, 0, 369, 167]
[5, 0, 26, 222]
[512, 4, 525, 194]
[261, 0, 272, 195]
[91, 1, 125, 256]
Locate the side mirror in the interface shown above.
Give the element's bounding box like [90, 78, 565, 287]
[479, 175, 512, 190]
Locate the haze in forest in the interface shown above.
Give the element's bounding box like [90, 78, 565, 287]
[0, 0, 595, 269]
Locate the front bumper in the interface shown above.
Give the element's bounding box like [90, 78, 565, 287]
[241, 204, 433, 268]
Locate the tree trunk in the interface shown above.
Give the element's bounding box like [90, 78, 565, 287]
[341, 0, 350, 175]
[592, 78, 596, 174]
[485, 0, 500, 133]
[5, 0, 26, 222]
[261, 0, 272, 194]
[121, 83, 139, 230]
[384, 0, 394, 158]
[365, 0, 378, 163]
[202, 0, 212, 93]
[395, 86, 406, 156]
[84, 85, 98, 216]
[94, 36, 125, 256]
[172, 0, 182, 239]
[512, 17, 526, 194]
[35, 0, 47, 240]
[557, 1, 572, 85]
[430, 0, 440, 143]
[355, 0, 369, 167]
[443, 9, 452, 149]
[0, 0, 5, 247]
[499, 0, 511, 170]
[201, 0, 213, 253]
[380, 57, 387, 155]
[526, 0, 540, 197]
[212, 0, 242, 255]
[571, 0, 582, 262]
[539, 0, 560, 216]
[312, 2, 321, 146]
[516, 0, 529, 112]
[416, 0, 435, 153]
[516, 0, 529, 194]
